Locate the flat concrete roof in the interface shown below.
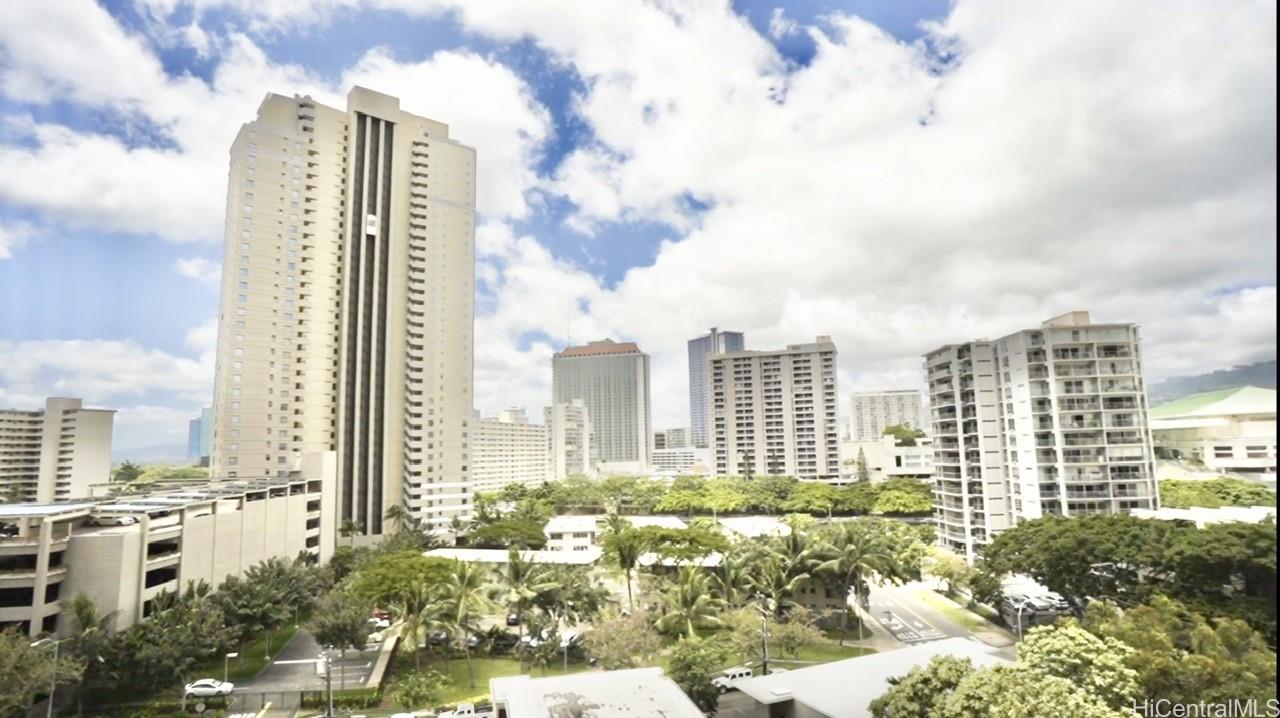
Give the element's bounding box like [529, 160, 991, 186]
[425, 547, 603, 565]
[544, 515, 599, 534]
[0, 503, 97, 519]
[620, 515, 688, 530]
[491, 667, 702, 717]
[718, 515, 792, 538]
[733, 637, 1008, 717]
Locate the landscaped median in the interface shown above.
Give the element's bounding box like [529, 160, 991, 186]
[911, 587, 1014, 646]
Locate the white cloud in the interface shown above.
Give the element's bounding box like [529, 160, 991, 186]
[0, 220, 33, 259]
[0, 1, 550, 241]
[768, 8, 798, 40]
[175, 256, 222, 285]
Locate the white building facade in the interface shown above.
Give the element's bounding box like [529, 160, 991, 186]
[0, 454, 336, 638]
[551, 340, 650, 470]
[927, 312, 1159, 562]
[839, 435, 934, 483]
[1150, 386, 1276, 481]
[0, 398, 114, 504]
[688, 328, 745, 448]
[472, 409, 549, 494]
[710, 337, 841, 481]
[849, 389, 926, 441]
[209, 87, 476, 536]
[545, 401, 592, 480]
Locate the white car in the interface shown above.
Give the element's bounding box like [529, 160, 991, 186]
[184, 678, 235, 697]
[710, 666, 754, 693]
[439, 704, 495, 718]
[368, 616, 392, 630]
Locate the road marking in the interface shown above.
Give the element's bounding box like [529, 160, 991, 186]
[271, 659, 319, 665]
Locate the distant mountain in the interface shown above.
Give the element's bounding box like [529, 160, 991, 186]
[1148, 360, 1277, 406]
[111, 442, 190, 465]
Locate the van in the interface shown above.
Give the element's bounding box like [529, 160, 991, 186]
[710, 666, 754, 693]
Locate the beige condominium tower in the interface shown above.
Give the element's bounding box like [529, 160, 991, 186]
[210, 87, 476, 536]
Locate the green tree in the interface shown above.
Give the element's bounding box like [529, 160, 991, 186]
[308, 590, 372, 689]
[813, 521, 902, 645]
[388, 670, 447, 709]
[856, 448, 871, 483]
[581, 611, 662, 669]
[637, 526, 729, 564]
[496, 548, 557, 637]
[781, 482, 840, 516]
[1159, 478, 1276, 509]
[339, 518, 364, 547]
[748, 555, 808, 619]
[215, 574, 290, 657]
[870, 655, 974, 718]
[944, 666, 1127, 718]
[390, 583, 446, 670]
[657, 567, 727, 637]
[65, 592, 114, 710]
[0, 628, 85, 716]
[923, 546, 972, 597]
[469, 518, 548, 549]
[715, 549, 755, 608]
[441, 560, 498, 689]
[348, 551, 455, 608]
[1016, 620, 1140, 709]
[667, 637, 730, 713]
[111, 460, 143, 483]
[1082, 596, 1277, 705]
[383, 503, 418, 534]
[603, 528, 647, 611]
[883, 424, 926, 447]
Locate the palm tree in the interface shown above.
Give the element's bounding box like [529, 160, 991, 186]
[657, 567, 726, 638]
[441, 560, 498, 689]
[603, 528, 646, 611]
[748, 555, 808, 618]
[496, 548, 557, 639]
[384, 504, 416, 534]
[66, 592, 115, 712]
[339, 518, 364, 547]
[813, 521, 900, 645]
[391, 583, 445, 670]
[772, 527, 818, 581]
[715, 550, 753, 608]
[600, 513, 632, 539]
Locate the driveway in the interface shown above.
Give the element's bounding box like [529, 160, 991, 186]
[238, 628, 380, 692]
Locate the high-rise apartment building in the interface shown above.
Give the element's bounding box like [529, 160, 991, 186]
[473, 409, 548, 493]
[0, 398, 114, 503]
[186, 407, 213, 465]
[927, 312, 1159, 561]
[551, 340, 651, 470]
[688, 328, 745, 448]
[209, 87, 476, 535]
[850, 390, 925, 441]
[710, 337, 841, 480]
[545, 401, 592, 480]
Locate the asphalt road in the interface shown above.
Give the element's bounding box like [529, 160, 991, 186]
[864, 582, 965, 644]
[237, 628, 379, 692]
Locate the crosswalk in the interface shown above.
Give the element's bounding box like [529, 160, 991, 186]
[869, 596, 947, 644]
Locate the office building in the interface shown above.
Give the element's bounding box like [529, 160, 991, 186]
[664, 427, 690, 448]
[0, 398, 114, 504]
[551, 340, 650, 469]
[688, 328, 745, 448]
[1150, 386, 1276, 481]
[208, 87, 476, 536]
[0, 452, 336, 638]
[927, 312, 1159, 562]
[710, 336, 841, 480]
[839, 435, 934, 483]
[186, 406, 214, 466]
[545, 401, 592, 480]
[849, 389, 925, 441]
[472, 409, 548, 493]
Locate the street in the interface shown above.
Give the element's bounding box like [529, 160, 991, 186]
[236, 628, 379, 693]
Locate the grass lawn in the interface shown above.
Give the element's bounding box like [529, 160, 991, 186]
[194, 623, 301, 683]
[912, 589, 992, 632]
[785, 641, 875, 662]
[394, 655, 592, 706]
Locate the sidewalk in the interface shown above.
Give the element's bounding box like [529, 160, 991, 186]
[848, 601, 905, 653]
[912, 585, 1016, 649]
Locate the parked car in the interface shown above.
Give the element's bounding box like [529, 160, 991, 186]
[710, 666, 754, 693]
[428, 630, 450, 646]
[439, 703, 495, 718]
[489, 631, 520, 653]
[368, 616, 391, 630]
[506, 613, 520, 626]
[184, 678, 235, 697]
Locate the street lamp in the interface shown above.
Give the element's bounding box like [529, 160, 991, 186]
[224, 652, 239, 683]
[1015, 598, 1035, 640]
[30, 637, 69, 718]
[319, 649, 334, 718]
[753, 593, 771, 676]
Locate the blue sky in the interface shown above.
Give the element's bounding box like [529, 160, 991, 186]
[0, 1, 1274, 453]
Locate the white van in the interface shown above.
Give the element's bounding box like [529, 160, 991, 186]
[711, 666, 754, 693]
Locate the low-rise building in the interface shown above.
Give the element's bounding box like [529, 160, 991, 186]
[542, 515, 599, 552]
[1150, 386, 1276, 482]
[1131, 504, 1275, 527]
[491, 666, 702, 717]
[0, 452, 336, 638]
[651, 447, 713, 476]
[839, 435, 934, 483]
[731, 637, 1009, 718]
[717, 515, 792, 540]
[424, 546, 603, 567]
[1, 397, 115, 503]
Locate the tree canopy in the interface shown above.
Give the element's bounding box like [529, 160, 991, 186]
[1158, 478, 1276, 509]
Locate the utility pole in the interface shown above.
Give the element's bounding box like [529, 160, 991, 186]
[754, 593, 770, 676]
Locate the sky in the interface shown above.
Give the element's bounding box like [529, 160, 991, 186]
[0, 0, 1275, 453]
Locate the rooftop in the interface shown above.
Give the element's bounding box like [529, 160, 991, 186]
[619, 515, 688, 530]
[425, 547, 604, 566]
[1150, 386, 1277, 421]
[544, 515, 599, 535]
[733, 637, 1008, 717]
[490, 667, 703, 718]
[718, 515, 792, 539]
[555, 339, 643, 358]
[1131, 505, 1276, 527]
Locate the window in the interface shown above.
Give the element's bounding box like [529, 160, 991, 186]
[233, 348, 244, 357]
[239, 268, 249, 278]
[238, 281, 249, 290]
[237, 294, 248, 303]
